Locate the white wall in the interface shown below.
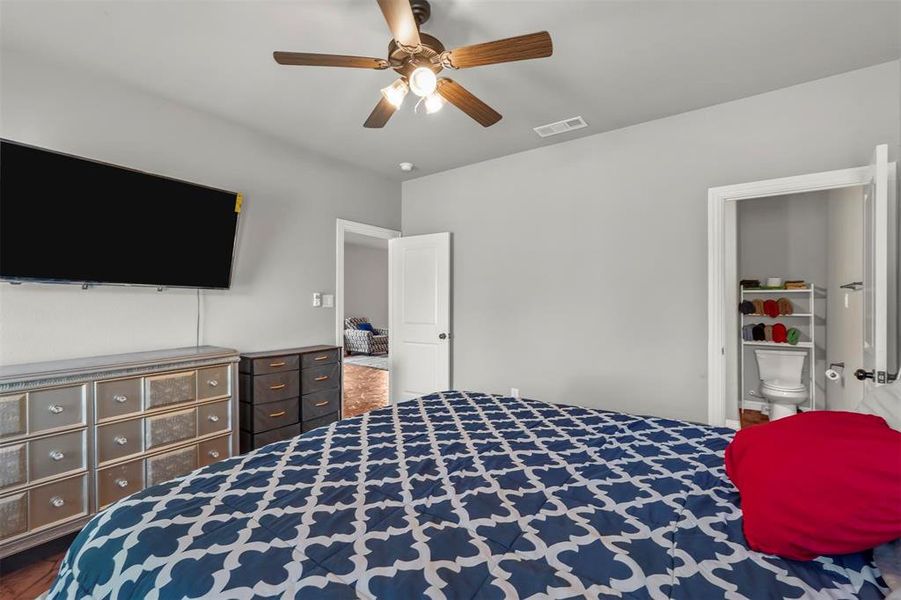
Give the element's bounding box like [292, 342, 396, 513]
[403, 61, 900, 423]
[826, 187, 866, 411]
[343, 243, 389, 328]
[0, 51, 401, 365]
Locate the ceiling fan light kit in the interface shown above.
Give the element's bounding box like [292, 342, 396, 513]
[273, 0, 553, 128]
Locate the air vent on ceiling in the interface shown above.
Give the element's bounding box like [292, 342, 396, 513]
[533, 116, 588, 138]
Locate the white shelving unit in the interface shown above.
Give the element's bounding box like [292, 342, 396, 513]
[739, 287, 818, 414]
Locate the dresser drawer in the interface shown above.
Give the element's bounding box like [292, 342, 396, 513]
[247, 355, 299, 376]
[97, 459, 144, 509]
[197, 400, 230, 437]
[146, 445, 197, 487]
[29, 474, 88, 531]
[29, 430, 86, 483]
[97, 418, 144, 465]
[145, 371, 196, 409]
[0, 394, 27, 440]
[198, 436, 231, 468]
[301, 363, 340, 394]
[302, 411, 339, 433]
[251, 371, 299, 404]
[0, 443, 26, 490]
[242, 398, 299, 434]
[242, 423, 300, 451]
[145, 408, 196, 450]
[28, 385, 87, 434]
[95, 377, 142, 421]
[0, 492, 28, 540]
[300, 349, 340, 369]
[301, 389, 339, 422]
[197, 366, 230, 400]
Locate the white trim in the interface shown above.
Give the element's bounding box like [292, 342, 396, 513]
[724, 419, 741, 430]
[707, 165, 872, 427]
[335, 219, 401, 351]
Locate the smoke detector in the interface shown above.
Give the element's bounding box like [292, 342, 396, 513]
[533, 116, 588, 138]
[399, 162, 415, 172]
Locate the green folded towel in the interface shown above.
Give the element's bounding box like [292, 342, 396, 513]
[786, 327, 801, 345]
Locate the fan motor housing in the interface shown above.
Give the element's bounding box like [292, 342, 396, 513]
[388, 32, 445, 77]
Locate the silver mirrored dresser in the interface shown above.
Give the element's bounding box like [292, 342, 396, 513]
[0, 346, 239, 558]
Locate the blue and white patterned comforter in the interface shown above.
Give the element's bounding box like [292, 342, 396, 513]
[48, 391, 887, 599]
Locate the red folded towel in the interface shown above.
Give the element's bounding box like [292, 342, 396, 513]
[764, 299, 780, 318]
[772, 323, 787, 343]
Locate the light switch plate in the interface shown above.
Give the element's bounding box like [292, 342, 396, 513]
[312, 292, 322, 307]
[322, 294, 335, 308]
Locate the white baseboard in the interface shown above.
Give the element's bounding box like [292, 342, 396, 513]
[725, 419, 741, 430]
[741, 399, 768, 412]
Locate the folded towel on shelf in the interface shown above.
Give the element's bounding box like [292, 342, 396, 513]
[786, 328, 801, 345]
[752, 299, 765, 315]
[777, 298, 794, 316]
[764, 325, 774, 342]
[764, 299, 780, 318]
[742, 325, 755, 341]
[741, 279, 761, 288]
[739, 301, 756, 315]
[773, 323, 788, 343]
[753, 323, 766, 341]
[785, 280, 807, 290]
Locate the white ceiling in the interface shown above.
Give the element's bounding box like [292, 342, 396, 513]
[1, 1, 898, 181]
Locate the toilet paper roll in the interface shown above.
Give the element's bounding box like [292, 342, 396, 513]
[825, 369, 841, 382]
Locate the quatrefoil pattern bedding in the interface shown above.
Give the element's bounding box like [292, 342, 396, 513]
[48, 391, 886, 599]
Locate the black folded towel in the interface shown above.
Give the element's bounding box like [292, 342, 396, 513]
[752, 323, 766, 341]
[741, 279, 761, 288]
[739, 300, 756, 314]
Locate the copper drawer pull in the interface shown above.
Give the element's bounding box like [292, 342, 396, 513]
[314, 355, 329, 361]
[269, 410, 287, 418]
[269, 361, 286, 368]
[269, 384, 286, 390]
[314, 376, 329, 382]
[314, 401, 329, 407]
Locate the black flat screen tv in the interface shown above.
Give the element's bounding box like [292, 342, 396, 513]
[0, 140, 240, 289]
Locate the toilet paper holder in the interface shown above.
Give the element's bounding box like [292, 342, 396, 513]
[825, 362, 844, 382]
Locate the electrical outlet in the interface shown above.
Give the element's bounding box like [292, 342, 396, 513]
[510, 387, 520, 399]
[322, 294, 334, 308]
[312, 293, 322, 307]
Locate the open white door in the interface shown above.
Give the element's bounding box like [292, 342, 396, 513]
[860, 144, 896, 386]
[389, 233, 451, 403]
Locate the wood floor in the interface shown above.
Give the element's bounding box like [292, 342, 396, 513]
[0, 533, 73, 600]
[740, 409, 769, 428]
[343, 362, 389, 418]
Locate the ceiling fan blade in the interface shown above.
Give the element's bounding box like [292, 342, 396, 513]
[364, 96, 398, 128]
[436, 78, 502, 127]
[377, 0, 422, 49]
[444, 31, 552, 69]
[273, 52, 388, 69]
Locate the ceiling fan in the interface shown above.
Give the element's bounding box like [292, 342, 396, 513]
[273, 0, 553, 128]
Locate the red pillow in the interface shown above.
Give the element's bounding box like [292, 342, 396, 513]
[725, 411, 901, 560]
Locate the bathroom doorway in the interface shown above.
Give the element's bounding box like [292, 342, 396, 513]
[707, 144, 898, 429]
[734, 188, 864, 427]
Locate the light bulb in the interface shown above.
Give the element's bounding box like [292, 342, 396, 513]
[409, 67, 437, 97]
[380, 79, 408, 108]
[424, 93, 444, 114]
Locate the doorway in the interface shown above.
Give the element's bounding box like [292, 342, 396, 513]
[708, 145, 897, 429]
[336, 219, 400, 417]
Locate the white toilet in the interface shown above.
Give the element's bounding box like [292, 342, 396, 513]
[753, 349, 808, 420]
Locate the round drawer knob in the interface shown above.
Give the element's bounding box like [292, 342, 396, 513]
[48, 404, 64, 414]
[49, 450, 65, 461]
[208, 450, 220, 459]
[113, 394, 128, 404]
[50, 496, 65, 508]
[115, 479, 129, 488]
[208, 415, 220, 423]
[114, 435, 128, 446]
[207, 379, 219, 388]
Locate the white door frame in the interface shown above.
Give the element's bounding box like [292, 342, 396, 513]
[335, 219, 402, 349]
[707, 166, 874, 429]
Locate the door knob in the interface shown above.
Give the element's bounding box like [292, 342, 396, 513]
[438, 333, 447, 340]
[854, 369, 875, 381]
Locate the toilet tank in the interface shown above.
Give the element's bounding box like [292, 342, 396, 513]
[754, 349, 806, 382]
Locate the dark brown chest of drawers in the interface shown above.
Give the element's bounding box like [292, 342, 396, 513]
[238, 346, 342, 453]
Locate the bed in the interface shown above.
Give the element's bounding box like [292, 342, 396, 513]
[48, 391, 887, 599]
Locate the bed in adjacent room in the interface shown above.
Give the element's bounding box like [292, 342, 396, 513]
[48, 391, 887, 599]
